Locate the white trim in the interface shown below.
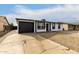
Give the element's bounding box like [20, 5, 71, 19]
[36, 29, 46, 32]
[34, 21, 36, 33]
[36, 22, 46, 32]
[17, 21, 19, 33]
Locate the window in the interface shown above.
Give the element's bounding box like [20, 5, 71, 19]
[37, 22, 45, 29]
[52, 23, 55, 29]
[58, 24, 61, 29]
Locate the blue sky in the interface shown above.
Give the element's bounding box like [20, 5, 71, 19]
[0, 4, 63, 15]
[0, 4, 79, 25]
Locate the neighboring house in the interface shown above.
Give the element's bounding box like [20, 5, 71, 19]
[16, 18, 68, 33]
[75, 25, 79, 30]
[68, 24, 79, 30]
[0, 16, 10, 32]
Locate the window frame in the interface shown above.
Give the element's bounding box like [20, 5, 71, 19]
[37, 22, 45, 29]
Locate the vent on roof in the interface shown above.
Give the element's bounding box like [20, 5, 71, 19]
[41, 19, 46, 22]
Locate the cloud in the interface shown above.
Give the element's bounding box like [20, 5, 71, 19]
[4, 4, 79, 25]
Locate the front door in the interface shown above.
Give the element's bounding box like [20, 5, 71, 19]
[46, 24, 48, 32]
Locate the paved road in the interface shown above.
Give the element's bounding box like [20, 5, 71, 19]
[0, 30, 78, 54]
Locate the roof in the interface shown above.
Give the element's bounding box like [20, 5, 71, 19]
[16, 18, 68, 24]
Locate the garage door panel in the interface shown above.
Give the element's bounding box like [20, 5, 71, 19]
[19, 22, 34, 33]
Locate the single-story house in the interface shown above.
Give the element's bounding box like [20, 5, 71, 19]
[16, 18, 69, 33]
[0, 16, 10, 32]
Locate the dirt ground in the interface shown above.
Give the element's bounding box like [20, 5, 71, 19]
[0, 30, 78, 54]
[38, 31, 79, 52]
[0, 31, 8, 38]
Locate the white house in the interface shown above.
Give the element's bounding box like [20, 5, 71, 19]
[16, 18, 68, 33]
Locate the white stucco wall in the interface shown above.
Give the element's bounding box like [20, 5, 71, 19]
[34, 21, 36, 33]
[36, 29, 46, 32]
[62, 24, 68, 30]
[35, 22, 64, 32]
[51, 23, 63, 31]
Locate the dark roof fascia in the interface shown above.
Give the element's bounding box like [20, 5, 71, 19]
[16, 18, 48, 23]
[16, 18, 35, 21]
[16, 18, 69, 24]
[46, 21, 69, 24]
[52, 22, 68, 24]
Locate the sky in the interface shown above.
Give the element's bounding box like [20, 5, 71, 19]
[1, 4, 79, 25]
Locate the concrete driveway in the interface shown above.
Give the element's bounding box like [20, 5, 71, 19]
[0, 30, 78, 54]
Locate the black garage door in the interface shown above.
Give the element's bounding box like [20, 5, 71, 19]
[19, 22, 34, 33]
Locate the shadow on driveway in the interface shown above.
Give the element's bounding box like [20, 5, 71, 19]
[20, 31, 79, 53]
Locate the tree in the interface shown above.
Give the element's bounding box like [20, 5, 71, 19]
[9, 23, 14, 30]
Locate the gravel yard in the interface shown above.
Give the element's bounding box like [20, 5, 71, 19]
[39, 31, 79, 52]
